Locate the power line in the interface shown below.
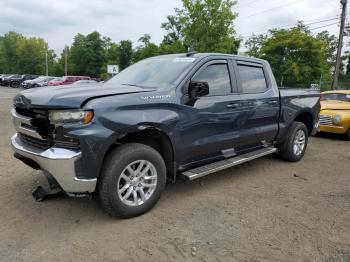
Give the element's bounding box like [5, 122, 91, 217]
[303, 17, 339, 26]
[240, 16, 339, 37]
[235, 0, 264, 9]
[238, 0, 304, 19]
[309, 22, 339, 31]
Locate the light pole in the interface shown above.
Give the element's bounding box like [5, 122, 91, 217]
[45, 51, 48, 76]
[64, 45, 68, 76]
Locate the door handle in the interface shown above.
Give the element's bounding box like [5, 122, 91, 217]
[267, 100, 278, 105]
[226, 103, 239, 109]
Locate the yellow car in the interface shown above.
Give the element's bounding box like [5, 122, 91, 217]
[318, 90, 350, 139]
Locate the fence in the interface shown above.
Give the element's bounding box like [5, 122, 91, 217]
[320, 82, 350, 91]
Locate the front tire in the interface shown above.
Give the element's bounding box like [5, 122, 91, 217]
[278, 121, 308, 162]
[11, 81, 20, 88]
[98, 143, 166, 218]
[346, 128, 350, 141]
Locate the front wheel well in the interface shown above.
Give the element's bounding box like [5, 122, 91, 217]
[294, 112, 313, 135]
[105, 128, 175, 181]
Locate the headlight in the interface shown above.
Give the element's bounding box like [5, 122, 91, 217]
[333, 115, 342, 125]
[49, 110, 94, 125]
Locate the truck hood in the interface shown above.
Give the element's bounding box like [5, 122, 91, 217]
[321, 100, 350, 110]
[17, 84, 156, 109]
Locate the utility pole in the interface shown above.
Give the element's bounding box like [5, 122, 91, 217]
[64, 45, 68, 76]
[332, 0, 347, 90]
[45, 51, 48, 76]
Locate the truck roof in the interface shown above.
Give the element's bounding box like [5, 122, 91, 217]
[153, 53, 267, 64]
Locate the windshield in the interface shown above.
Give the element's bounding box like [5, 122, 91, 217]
[51, 77, 63, 82]
[321, 93, 350, 102]
[10, 75, 21, 79]
[34, 76, 47, 81]
[107, 56, 196, 88]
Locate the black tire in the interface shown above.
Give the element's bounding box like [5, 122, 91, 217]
[346, 128, 350, 141]
[11, 81, 20, 88]
[98, 143, 166, 218]
[277, 121, 308, 162]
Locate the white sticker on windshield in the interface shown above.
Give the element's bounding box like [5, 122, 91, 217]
[173, 57, 196, 63]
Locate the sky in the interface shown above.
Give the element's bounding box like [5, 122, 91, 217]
[0, 0, 345, 55]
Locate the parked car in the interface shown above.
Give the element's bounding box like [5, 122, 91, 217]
[0, 74, 15, 86]
[10, 53, 320, 218]
[21, 76, 56, 89]
[71, 80, 98, 86]
[21, 76, 44, 89]
[0, 74, 8, 85]
[318, 90, 350, 139]
[91, 77, 102, 82]
[3, 74, 39, 88]
[48, 76, 90, 86]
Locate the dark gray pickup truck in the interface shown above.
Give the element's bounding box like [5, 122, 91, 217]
[11, 53, 320, 218]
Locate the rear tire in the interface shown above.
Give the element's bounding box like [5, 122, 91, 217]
[278, 121, 308, 162]
[98, 143, 166, 218]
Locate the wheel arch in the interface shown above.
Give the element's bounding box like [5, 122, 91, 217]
[103, 126, 176, 182]
[294, 111, 314, 135]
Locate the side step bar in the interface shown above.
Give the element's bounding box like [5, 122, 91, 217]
[181, 147, 277, 181]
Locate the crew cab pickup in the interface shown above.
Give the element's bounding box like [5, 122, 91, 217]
[11, 53, 320, 218]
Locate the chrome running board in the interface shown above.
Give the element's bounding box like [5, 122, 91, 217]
[181, 147, 277, 181]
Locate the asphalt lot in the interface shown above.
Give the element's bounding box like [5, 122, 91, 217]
[0, 86, 349, 262]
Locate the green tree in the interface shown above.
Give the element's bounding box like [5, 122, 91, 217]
[316, 31, 337, 72]
[244, 34, 267, 58]
[52, 46, 72, 76]
[161, 15, 184, 44]
[0, 32, 56, 75]
[0, 32, 24, 73]
[164, 0, 240, 53]
[245, 23, 331, 88]
[134, 34, 160, 61]
[17, 37, 48, 74]
[85, 31, 107, 76]
[117, 40, 133, 70]
[69, 31, 106, 77]
[158, 40, 187, 55]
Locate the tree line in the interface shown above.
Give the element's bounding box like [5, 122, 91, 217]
[0, 0, 349, 88]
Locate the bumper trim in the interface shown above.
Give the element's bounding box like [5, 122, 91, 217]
[11, 133, 97, 193]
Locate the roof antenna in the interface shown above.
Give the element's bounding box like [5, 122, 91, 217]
[186, 45, 197, 56]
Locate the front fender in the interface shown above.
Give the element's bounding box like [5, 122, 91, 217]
[65, 105, 181, 180]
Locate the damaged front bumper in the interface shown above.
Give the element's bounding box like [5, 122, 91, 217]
[11, 133, 97, 193]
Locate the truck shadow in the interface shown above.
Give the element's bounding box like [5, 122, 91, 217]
[314, 132, 348, 141]
[13, 153, 288, 223]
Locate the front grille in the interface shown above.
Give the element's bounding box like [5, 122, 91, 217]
[54, 140, 80, 150]
[13, 106, 53, 150]
[14, 106, 79, 150]
[15, 107, 52, 137]
[19, 133, 51, 150]
[319, 115, 334, 127]
[15, 107, 34, 117]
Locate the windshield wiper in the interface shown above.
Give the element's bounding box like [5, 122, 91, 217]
[121, 83, 138, 87]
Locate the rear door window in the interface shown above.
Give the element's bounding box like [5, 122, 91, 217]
[238, 65, 268, 93]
